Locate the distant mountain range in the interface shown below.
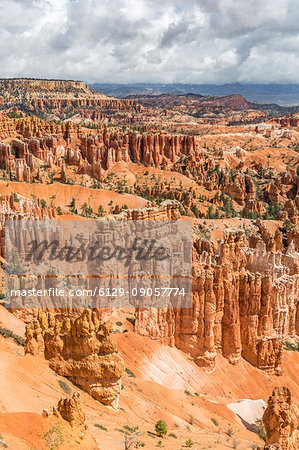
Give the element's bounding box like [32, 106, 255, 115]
[89, 83, 299, 106]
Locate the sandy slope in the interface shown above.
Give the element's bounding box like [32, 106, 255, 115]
[0, 181, 148, 211]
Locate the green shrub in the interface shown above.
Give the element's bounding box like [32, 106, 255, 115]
[283, 341, 299, 352]
[125, 368, 136, 378]
[263, 201, 282, 220]
[282, 219, 295, 232]
[185, 439, 194, 447]
[116, 321, 123, 327]
[94, 424, 108, 431]
[12, 192, 19, 202]
[58, 380, 71, 394]
[81, 202, 93, 217]
[168, 432, 177, 438]
[257, 422, 266, 442]
[211, 418, 218, 426]
[0, 326, 25, 346]
[0, 433, 8, 448]
[226, 427, 234, 437]
[191, 204, 200, 218]
[43, 423, 64, 449]
[97, 205, 105, 217]
[155, 420, 167, 438]
[184, 390, 192, 396]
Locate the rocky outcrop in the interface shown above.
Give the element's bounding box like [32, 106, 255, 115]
[15, 158, 30, 182]
[0, 78, 89, 91]
[55, 392, 86, 429]
[270, 116, 299, 128]
[135, 229, 298, 373]
[0, 78, 142, 116]
[263, 387, 299, 449]
[117, 199, 181, 221]
[42, 391, 86, 430]
[0, 194, 56, 258]
[288, 228, 299, 252]
[0, 113, 16, 140]
[25, 311, 125, 408]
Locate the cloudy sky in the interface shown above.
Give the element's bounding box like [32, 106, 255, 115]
[0, 0, 298, 84]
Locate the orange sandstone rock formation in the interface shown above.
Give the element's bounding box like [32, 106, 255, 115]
[55, 392, 86, 429]
[263, 387, 299, 450]
[135, 229, 298, 373]
[25, 311, 125, 408]
[0, 109, 298, 223]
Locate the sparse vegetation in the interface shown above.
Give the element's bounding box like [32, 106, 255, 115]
[185, 438, 195, 447]
[94, 424, 108, 431]
[282, 219, 295, 232]
[168, 432, 177, 438]
[184, 390, 192, 396]
[43, 423, 64, 450]
[263, 201, 283, 220]
[119, 426, 145, 449]
[69, 197, 76, 212]
[155, 420, 167, 438]
[232, 439, 240, 449]
[12, 192, 19, 202]
[211, 418, 219, 426]
[57, 379, 71, 394]
[283, 340, 299, 352]
[0, 432, 8, 448]
[125, 368, 136, 378]
[97, 204, 106, 217]
[0, 326, 25, 346]
[81, 202, 93, 217]
[257, 421, 266, 442]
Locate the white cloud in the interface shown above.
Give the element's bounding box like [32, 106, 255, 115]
[0, 0, 298, 83]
